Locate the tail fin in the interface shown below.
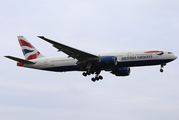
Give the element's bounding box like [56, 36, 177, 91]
[18, 36, 44, 60]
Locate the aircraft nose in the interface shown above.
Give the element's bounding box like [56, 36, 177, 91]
[174, 55, 177, 60]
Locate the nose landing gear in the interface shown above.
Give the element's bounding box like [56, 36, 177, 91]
[160, 63, 166, 73]
[160, 69, 163, 72]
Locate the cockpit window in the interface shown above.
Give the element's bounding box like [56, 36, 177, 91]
[168, 52, 173, 54]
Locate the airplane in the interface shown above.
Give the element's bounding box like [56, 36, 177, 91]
[5, 36, 177, 82]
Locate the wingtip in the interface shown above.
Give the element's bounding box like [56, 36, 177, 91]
[38, 36, 45, 38]
[4, 56, 10, 58]
[4, 56, 16, 59]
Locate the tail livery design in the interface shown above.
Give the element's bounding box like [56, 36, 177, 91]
[5, 36, 44, 67]
[18, 36, 44, 60]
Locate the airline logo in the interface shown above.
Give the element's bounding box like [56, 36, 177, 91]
[145, 51, 164, 55]
[19, 39, 40, 60]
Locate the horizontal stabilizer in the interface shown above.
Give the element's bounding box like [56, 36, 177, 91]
[4, 56, 35, 64]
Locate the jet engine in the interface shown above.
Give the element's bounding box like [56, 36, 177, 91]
[111, 67, 130, 76]
[100, 56, 117, 66]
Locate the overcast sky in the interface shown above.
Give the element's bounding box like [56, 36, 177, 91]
[0, 0, 179, 120]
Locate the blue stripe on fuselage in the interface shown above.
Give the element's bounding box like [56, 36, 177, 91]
[41, 59, 173, 72]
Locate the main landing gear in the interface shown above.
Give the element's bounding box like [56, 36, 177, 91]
[160, 63, 166, 73]
[82, 71, 94, 76]
[91, 75, 103, 82]
[82, 71, 103, 82]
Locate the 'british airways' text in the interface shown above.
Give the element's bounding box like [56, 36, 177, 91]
[122, 55, 152, 60]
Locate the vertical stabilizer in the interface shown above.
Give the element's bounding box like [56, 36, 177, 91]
[18, 36, 44, 60]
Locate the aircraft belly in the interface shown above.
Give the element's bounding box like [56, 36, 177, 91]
[42, 65, 80, 72]
[117, 59, 173, 67]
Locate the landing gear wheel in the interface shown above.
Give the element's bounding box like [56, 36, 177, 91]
[91, 78, 95, 82]
[160, 63, 166, 73]
[82, 72, 87, 77]
[95, 77, 99, 81]
[99, 76, 103, 80]
[87, 72, 91, 75]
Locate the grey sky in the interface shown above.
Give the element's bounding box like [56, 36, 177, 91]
[0, 0, 179, 120]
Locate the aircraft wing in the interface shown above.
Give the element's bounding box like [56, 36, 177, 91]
[38, 36, 99, 61]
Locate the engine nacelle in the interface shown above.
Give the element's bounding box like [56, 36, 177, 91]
[111, 67, 130, 76]
[100, 56, 117, 66]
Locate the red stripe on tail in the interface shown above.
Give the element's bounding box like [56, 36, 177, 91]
[17, 62, 24, 66]
[19, 39, 34, 48]
[26, 51, 40, 60]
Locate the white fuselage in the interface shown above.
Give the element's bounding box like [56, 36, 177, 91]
[21, 49, 177, 72]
